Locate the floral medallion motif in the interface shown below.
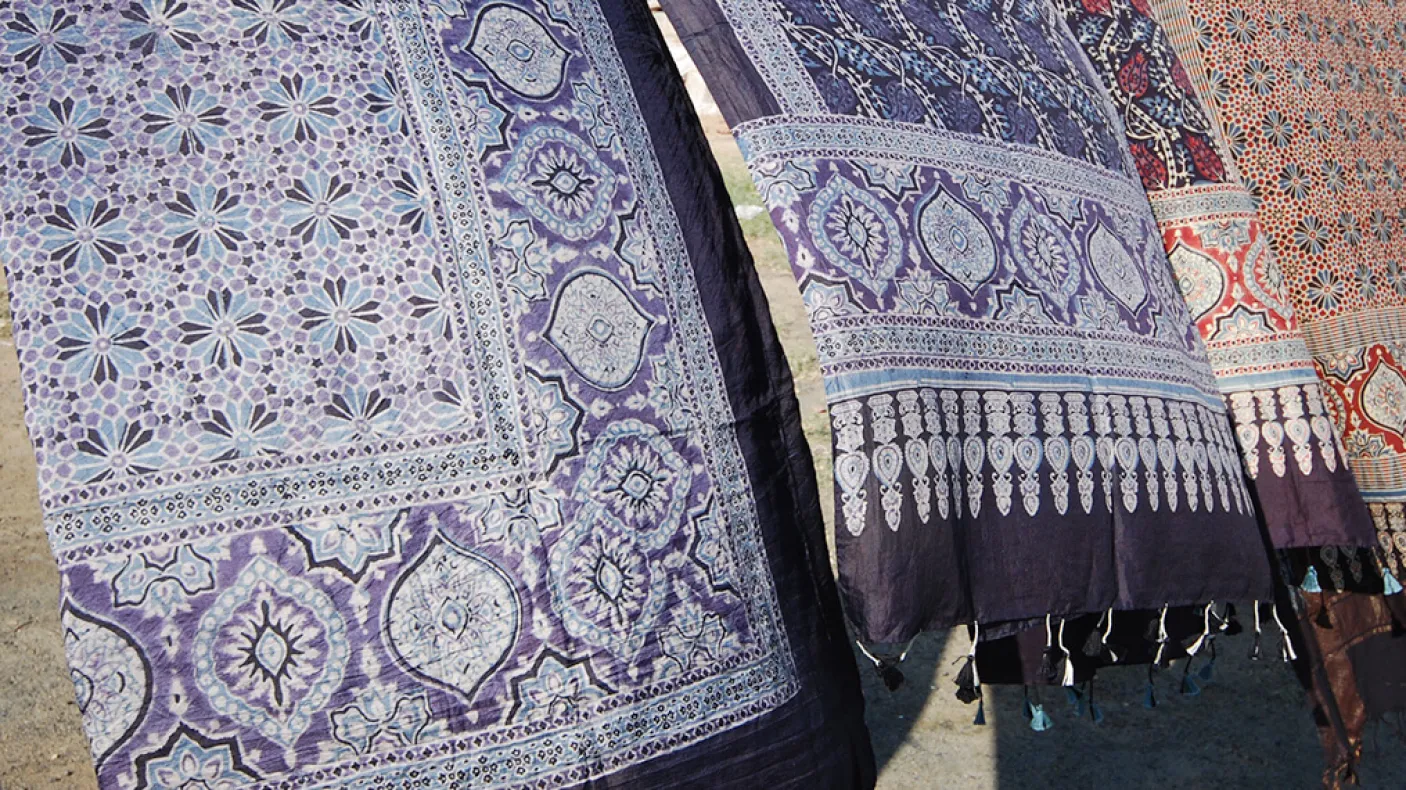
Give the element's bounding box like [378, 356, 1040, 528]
[807, 175, 903, 296]
[62, 604, 150, 767]
[465, 3, 569, 99]
[1008, 200, 1082, 300]
[193, 557, 349, 749]
[545, 270, 654, 390]
[501, 124, 617, 240]
[573, 419, 692, 549]
[385, 536, 520, 701]
[547, 510, 668, 661]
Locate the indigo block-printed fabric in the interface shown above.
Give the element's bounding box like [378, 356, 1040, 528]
[0, 0, 873, 786]
[665, 0, 1275, 642]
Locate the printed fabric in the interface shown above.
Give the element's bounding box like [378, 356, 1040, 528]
[1141, 0, 1406, 779]
[1151, 0, 1406, 572]
[662, 0, 1274, 643]
[0, 0, 875, 787]
[1054, 0, 1379, 551]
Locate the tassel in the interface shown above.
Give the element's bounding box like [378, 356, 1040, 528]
[1271, 604, 1298, 661]
[953, 621, 981, 704]
[973, 697, 986, 725]
[1184, 601, 1212, 656]
[857, 639, 908, 691]
[1180, 658, 1201, 697]
[1220, 602, 1243, 636]
[1249, 601, 1263, 660]
[1039, 614, 1059, 683]
[1143, 670, 1158, 709]
[1385, 568, 1403, 595]
[1058, 618, 1075, 687]
[1152, 604, 1170, 667]
[1029, 703, 1053, 732]
[1101, 607, 1122, 663]
[1065, 685, 1084, 717]
[1198, 640, 1217, 683]
[1088, 680, 1104, 724]
[1301, 566, 1322, 593]
[1082, 612, 1106, 658]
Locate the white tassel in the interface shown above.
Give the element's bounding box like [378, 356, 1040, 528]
[1102, 607, 1119, 662]
[1058, 618, 1075, 686]
[1153, 604, 1170, 665]
[969, 621, 981, 687]
[1271, 604, 1297, 661]
[1185, 600, 1213, 656]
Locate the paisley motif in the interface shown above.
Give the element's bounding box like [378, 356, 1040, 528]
[385, 536, 520, 701]
[1088, 223, 1148, 310]
[917, 184, 998, 293]
[1167, 241, 1225, 319]
[1362, 361, 1406, 434]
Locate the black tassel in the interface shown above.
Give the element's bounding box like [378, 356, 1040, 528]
[1082, 622, 1104, 658]
[879, 660, 905, 691]
[1249, 631, 1262, 661]
[1039, 645, 1058, 684]
[954, 655, 980, 704]
[973, 697, 986, 725]
[1221, 603, 1244, 636]
[1088, 680, 1104, 724]
[1143, 667, 1158, 709]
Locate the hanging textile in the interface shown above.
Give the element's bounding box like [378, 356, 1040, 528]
[1052, 0, 1378, 550]
[1150, 0, 1406, 571]
[0, 1, 875, 787]
[663, 0, 1274, 644]
[1086, 0, 1406, 779]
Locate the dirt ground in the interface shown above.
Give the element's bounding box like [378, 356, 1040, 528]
[3, 17, 1405, 788]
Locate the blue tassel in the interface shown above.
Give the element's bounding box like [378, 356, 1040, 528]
[1181, 674, 1201, 697]
[1029, 704, 1053, 732]
[1301, 566, 1322, 593]
[1090, 701, 1104, 725]
[1143, 682, 1157, 709]
[1198, 658, 1216, 683]
[1385, 569, 1403, 595]
[973, 698, 986, 725]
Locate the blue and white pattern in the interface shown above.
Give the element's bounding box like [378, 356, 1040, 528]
[0, 0, 800, 786]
